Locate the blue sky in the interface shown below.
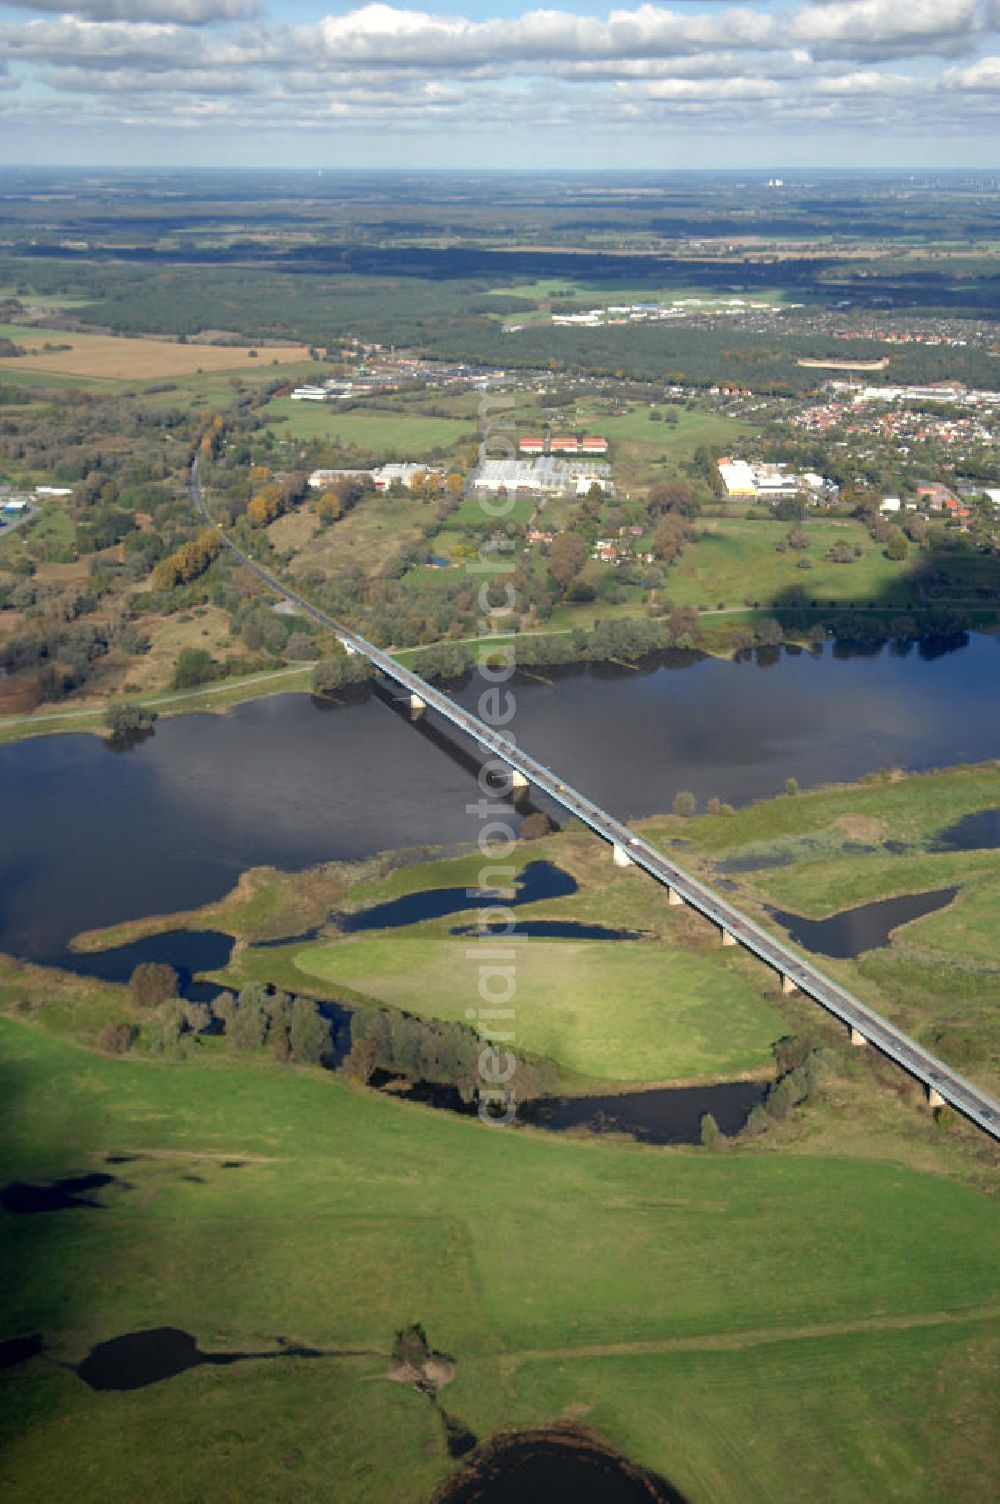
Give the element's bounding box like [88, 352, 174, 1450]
[0, 2, 997, 168]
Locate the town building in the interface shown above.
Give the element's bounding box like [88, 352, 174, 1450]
[307, 464, 446, 492]
[717, 458, 835, 502]
[473, 456, 612, 497]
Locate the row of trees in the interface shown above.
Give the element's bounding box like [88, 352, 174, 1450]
[151, 528, 222, 591]
[111, 968, 334, 1066]
[343, 1007, 555, 1104]
[700, 1036, 834, 1148]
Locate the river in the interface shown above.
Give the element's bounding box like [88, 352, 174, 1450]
[0, 633, 997, 963]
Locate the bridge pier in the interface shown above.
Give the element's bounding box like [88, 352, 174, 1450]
[409, 692, 427, 717]
[779, 973, 797, 995]
[928, 1085, 946, 1110]
[721, 928, 737, 947]
[613, 844, 636, 868]
[667, 885, 684, 906]
[510, 769, 529, 797]
[849, 1026, 868, 1047]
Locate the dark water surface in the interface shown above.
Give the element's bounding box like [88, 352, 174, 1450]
[437, 1432, 688, 1504]
[0, 1172, 121, 1215]
[1, 634, 998, 963]
[376, 1074, 763, 1146]
[75, 1328, 333, 1392]
[339, 860, 577, 932]
[0, 1334, 43, 1372]
[450, 919, 642, 940]
[931, 808, 1000, 852]
[521, 1079, 765, 1143]
[768, 887, 959, 959]
[50, 930, 234, 1001]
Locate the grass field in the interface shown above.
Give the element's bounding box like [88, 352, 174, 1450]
[0, 1019, 997, 1504]
[290, 932, 783, 1085]
[263, 398, 475, 453]
[653, 764, 1000, 1091]
[0, 324, 309, 381]
[592, 407, 750, 454]
[667, 516, 913, 609]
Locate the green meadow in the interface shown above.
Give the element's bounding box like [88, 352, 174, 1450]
[291, 933, 783, 1085]
[0, 1020, 997, 1504]
[263, 397, 475, 453]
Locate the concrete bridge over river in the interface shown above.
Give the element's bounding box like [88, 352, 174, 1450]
[190, 460, 1000, 1142]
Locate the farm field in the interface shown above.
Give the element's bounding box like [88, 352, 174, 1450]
[263, 397, 475, 453]
[0, 1018, 998, 1504]
[0, 324, 310, 381]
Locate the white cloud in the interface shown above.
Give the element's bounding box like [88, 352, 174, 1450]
[11, 0, 259, 21]
[941, 54, 1000, 86]
[0, 2, 996, 146]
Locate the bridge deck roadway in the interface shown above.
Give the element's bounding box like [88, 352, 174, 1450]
[190, 460, 1000, 1141]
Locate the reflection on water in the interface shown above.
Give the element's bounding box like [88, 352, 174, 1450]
[375, 1073, 763, 1146]
[521, 1079, 765, 1144]
[0, 634, 997, 963]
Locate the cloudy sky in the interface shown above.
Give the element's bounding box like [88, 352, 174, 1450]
[0, 0, 998, 168]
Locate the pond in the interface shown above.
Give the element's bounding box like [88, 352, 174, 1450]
[374, 1073, 764, 1146]
[49, 930, 234, 1002]
[74, 1327, 337, 1392]
[436, 1430, 688, 1504]
[338, 860, 577, 932]
[520, 1079, 766, 1144]
[450, 919, 643, 941]
[768, 887, 959, 959]
[930, 808, 1000, 852]
[0, 632, 997, 968]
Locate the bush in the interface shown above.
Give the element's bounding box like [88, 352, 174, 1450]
[673, 790, 696, 817]
[173, 647, 218, 690]
[312, 653, 372, 694]
[129, 962, 178, 1009]
[98, 1022, 137, 1055]
[105, 699, 155, 739]
[519, 811, 553, 841]
[290, 997, 331, 1065]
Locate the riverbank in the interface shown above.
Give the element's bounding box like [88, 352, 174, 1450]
[3, 762, 999, 1502]
[58, 761, 1000, 1102]
[2, 610, 995, 749]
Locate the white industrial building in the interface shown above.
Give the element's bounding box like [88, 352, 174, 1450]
[307, 464, 446, 493]
[718, 458, 834, 502]
[474, 455, 612, 496]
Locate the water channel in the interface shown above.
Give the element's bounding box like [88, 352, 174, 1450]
[1, 634, 996, 966]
